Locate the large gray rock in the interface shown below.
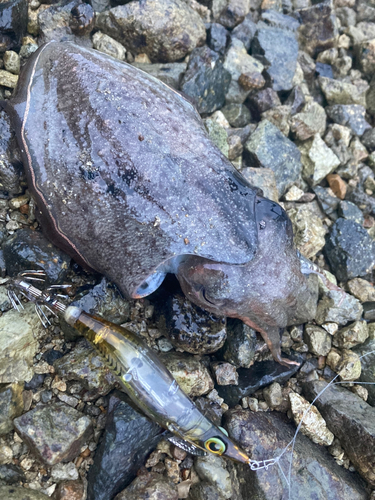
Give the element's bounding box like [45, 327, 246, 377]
[224, 409, 367, 499]
[304, 380, 375, 487]
[244, 120, 302, 195]
[13, 402, 92, 466]
[96, 0, 206, 63]
[326, 105, 371, 136]
[251, 26, 298, 92]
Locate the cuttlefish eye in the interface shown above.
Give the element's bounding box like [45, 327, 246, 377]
[204, 437, 226, 454]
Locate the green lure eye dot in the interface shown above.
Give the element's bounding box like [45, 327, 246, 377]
[204, 437, 226, 454]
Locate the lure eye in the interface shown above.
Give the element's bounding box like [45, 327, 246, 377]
[204, 437, 226, 455]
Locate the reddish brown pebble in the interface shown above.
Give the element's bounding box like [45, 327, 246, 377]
[80, 447, 90, 458]
[19, 204, 29, 214]
[364, 216, 375, 228]
[238, 71, 265, 91]
[172, 444, 187, 461]
[184, 238, 189, 245]
[54, 480, 84, 500]
[317, 356, 326, 370]
[326, 173, 347, 200]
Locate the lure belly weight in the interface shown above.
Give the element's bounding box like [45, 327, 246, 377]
[3, 41, 319, 366]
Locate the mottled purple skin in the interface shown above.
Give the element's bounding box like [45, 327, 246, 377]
[4, 41, 318, 365]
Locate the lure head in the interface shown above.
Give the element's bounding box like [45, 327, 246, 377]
[199, 425, 250, 464]
[176, 197, 319, 365]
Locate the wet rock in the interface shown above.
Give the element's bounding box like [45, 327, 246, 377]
[325, 218, 375, 281]
[326, 173, 347, 200]
[221, 103, 250, 128]
[54, 339, 116, 401]
[246, 88, 281, 119]
[132, 62, 186, 89]
[114, 471, 178, 500]
[0, 487, 50, 500]
[194, 454, 231, 499]
[224, 409, 367, 500]
[223, 39, 264, 103]
[288, 203, 327, 259]
[347, 278, 375, 302]
[71, 277, 130, 325]
[353, 338, 375, 406]
[207, 23, 228, 55]
[333, 320, 368, 349]
[231, 13, 257, 51]
[0, 304, 41, 384]
[304, 380, 375, 486]
[180, 46, 231, 114]
[54, 480, 85, 500]
[96, 0, 206, 63]
[92, 31, 126, 61]
[326, 105, 371, 137]
[297, 2, 339, 57]
[261, 105, 291, 136]
[315, 290, 363, 326]
[299, 134, 340, 186]
[0, 382, 23, 436]
[303, 324, 332, 356]
[0, 464, 25, 485]
[244, 120, 302, 195]
[13, 402, 92, 466]
[241, 166, 279, 201]
[3, 228, 70, 283]
[251, 26, 298, 92]
[212, 361, 238, 385]
[87, 391, 162, 500]
[160, 352, 214, 396]
[289, 392, 334, 446]
[221, 319, 257, 368]
[290, 101, 326, 140]
[156, 291, 226, 355]
[0, 0, 28, 52]
[0, 110, 23, 196]
[216, 357, 301, 406]
[319, 77, 369, 107]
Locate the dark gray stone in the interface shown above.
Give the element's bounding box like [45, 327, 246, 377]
[304, 380, 375, 487]
[132, 62, 187, 89]
[315, 62, 333, 79]
[363, 302, 375, 321]
[217, 0, 251, 29]
[231, 13, 257, 51]
[360, 128, 375, 151]
[313, 185, 339, 219]
[246, 88, 281, 119]
[13, 402, 92, 466]
[297, 2, 339, 57]
[180, 46, 231, 114]
[284, 85, 306, 115]
[221, 318, 257, 368]
[207, 23, 228, 55]
[0, 0, 27, 52]
[244, 120, 302, 195]
[337, 200, 364, 225]
[88, 0, 110, 13]
[325, 218, 375, 281]
[251, 26, 298, 92]
[3, 228, 71, 283]
[221, 103, 251, 128]
[216, 357, 302, 406]
[0, 382, 23, 436]
[326, 105, 371, 137]
[224, 409, 367, 500]
[0, 464, 25, 485]
[155, 290, 227, 355]
[87, 391, 162, 500]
